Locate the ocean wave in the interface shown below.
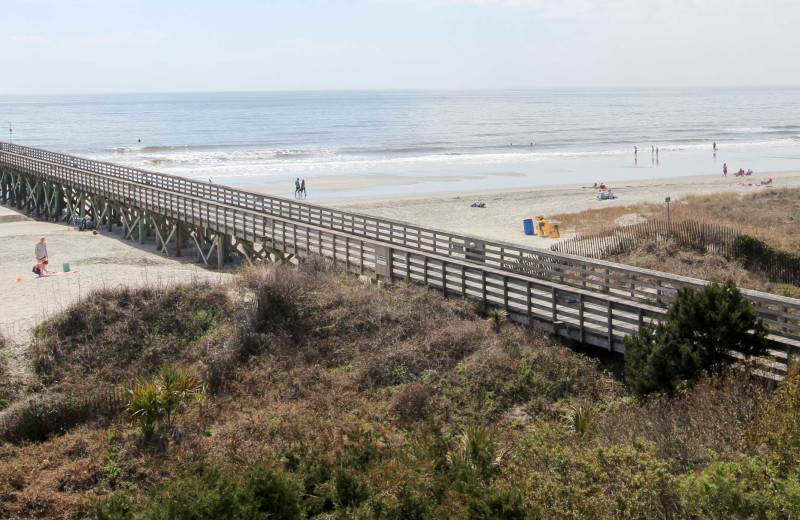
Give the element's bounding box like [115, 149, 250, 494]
[722, 126, 790, 134]
[107, 143, 270, 153]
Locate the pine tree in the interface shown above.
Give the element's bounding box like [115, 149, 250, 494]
[625, 280, 769, 396]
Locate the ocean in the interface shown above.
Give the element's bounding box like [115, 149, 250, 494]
[1, 88, 799, 199]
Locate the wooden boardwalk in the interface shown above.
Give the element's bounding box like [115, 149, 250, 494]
[2, 141, 800, 377]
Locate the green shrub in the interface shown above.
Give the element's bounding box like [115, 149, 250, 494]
[681, 455, 800, 519]
[333, 469, 370, 509]
[467, 487, 528, 520]
[510, 429, 680, 519]
[92, 464, 302, 520]
[755, 365, 800, 475]
[625, 280, 769, 396]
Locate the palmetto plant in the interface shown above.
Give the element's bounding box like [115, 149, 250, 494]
[125, 381, 162, 441]
[563, 403, 595, 436]
[157, 365, 203, 429]
[447, 423, 499, 483]
[124, 366, 203, 440]
[486, 308, 509, 332]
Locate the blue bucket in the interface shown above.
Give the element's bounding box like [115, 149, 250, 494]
[523, 218, 535, 236]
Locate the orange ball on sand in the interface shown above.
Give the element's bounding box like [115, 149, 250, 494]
[16, 278, 22, 282]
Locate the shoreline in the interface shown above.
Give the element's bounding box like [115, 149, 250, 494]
[239, 168, 800, 250]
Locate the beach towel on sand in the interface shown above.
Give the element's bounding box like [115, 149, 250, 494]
[41, 270, 79, 278]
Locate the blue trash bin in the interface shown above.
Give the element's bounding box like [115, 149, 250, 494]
[523, 218, 535, 235]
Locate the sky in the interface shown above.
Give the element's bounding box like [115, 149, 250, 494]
[1, 0, 798, 94]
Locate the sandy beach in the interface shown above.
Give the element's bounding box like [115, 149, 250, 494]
[244, 169, 800, 249]
[0, 205, 231, 383]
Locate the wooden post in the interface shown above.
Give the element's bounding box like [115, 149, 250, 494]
[374, 244, 392, 281]
[217, 234, 227, 268]
[175, 223, 183, 257]
[138, 211, 145, 244]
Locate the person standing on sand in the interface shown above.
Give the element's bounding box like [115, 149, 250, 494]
[723, 163, 728, 177]
[634, 146, 638, 155]
[35, 237, 48, 262]
[301, 179, 307, 198]
[294, 178, 301, 197]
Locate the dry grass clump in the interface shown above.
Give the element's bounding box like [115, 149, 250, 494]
[609, 236, 760, 284]
[595, 369, 772, 473]
[31, 283, 232, 386]
[553, 204, 658, 235]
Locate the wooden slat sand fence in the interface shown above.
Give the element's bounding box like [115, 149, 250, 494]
[0, 388, 125, 442]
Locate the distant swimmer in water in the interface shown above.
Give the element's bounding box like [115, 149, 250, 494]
[138, 139, 141, 143]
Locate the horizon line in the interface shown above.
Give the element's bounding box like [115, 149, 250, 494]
[2, 84, 800, 97]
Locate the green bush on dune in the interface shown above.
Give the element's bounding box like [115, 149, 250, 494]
[624, 280, 769, 396]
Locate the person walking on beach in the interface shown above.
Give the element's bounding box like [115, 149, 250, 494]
[634, 146, 637, 155]
[300, 179, 307, 198]
[713, 142, 717, 152]
[35, 237, 48, 262]
[723, 163, 728, 177]
[294, 178, 301, 197]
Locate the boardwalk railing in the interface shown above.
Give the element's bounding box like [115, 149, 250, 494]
[2, 142, 800, 375]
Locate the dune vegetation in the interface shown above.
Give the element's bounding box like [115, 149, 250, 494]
[0, 262, 799, 519]
[552, 187, 800, 296]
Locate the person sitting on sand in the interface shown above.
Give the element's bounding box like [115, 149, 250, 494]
[597, 189, 615, 200]
[746, 169, 753, 176]
[32, 259, 49, 277]
[737, 168, 745, 176]
[470, 200, 486, 208]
